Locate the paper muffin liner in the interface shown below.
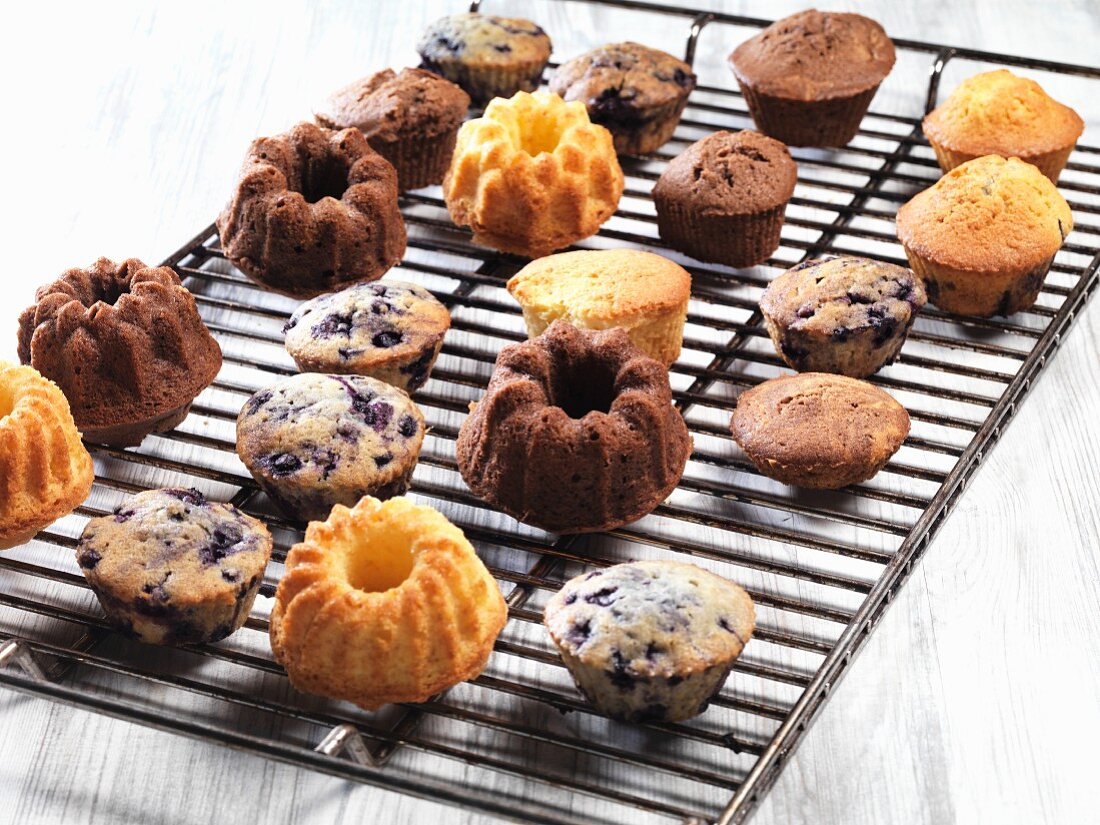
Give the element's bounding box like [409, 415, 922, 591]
[901, 244, 1055, 317]
[426, 58, 548, 107]
[606, 95, 691, 156]
[371, 128, 461, 192]
[926, 139, 1076, 184]
[656, 200, 787, 268]
[736, 80, 880, 147]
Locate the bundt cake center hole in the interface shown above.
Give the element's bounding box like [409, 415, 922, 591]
[298, 154, 352, 203]
[91, 275, 131, 307]
[345, 535, 416, 593]
[516, 115, 568, 157]
[552, 359, 617, 419]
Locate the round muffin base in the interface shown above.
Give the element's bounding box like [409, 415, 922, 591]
[257, 462, 417, 525]
[901, 247, 1055, 317]
[656, 201, 786, 268]
[762, 313, 915, 378]
[0, 525, 42, 552]
[289, 336, 446, 393]
[81, 401, 193, 448]
[604, 97, 690, 157]
[926, 139, 1075, 184]
[422, 59, 545, 107]
[371, 129, 461, 192]
[736, 80, 880, 147]
[518, 305, 687, 367]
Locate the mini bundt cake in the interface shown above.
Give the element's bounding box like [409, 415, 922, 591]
[0, 363, 94, 549]
[270, 496, 508, 710]
[217, 122, 407, 299]
[18, 258, 222, 447]
[443, 91, 624, 258]
[456, 320, 691, 533]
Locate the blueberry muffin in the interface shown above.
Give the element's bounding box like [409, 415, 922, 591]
[760, 256, 926, 377]
[76, 488, 273, 646]
[654, 130, 796, 267]
[316, 68, 471, 191]
[544, 561, 755, 723]
[417, 13, 552, 106]
[730, 373, 909, 489]
[236, 374, 426, 522]
[284, 281, 451, 392]
[550, 42, 696, 156]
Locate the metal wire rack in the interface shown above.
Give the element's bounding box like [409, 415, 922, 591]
[2, 1, 1098, 823]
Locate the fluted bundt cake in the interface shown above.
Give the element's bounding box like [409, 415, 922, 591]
[18, 258, 222, 447]
[270, 496, 507, 710]
[443, 91, 624, 258]
[0, 363, 94, 549]
[217, 122, 407, 299]
[456, 320, 691, 533]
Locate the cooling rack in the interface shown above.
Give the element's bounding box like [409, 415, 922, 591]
[2, 1, 1098, 823]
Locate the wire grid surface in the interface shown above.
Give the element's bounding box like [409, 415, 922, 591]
[2, 3, 1099, 824]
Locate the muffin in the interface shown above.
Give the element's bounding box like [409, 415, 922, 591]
[728, 10, 896, 147]
[315, 68, 471, 191]
[654, 130, 796, 267]
[284, 281, 451, 392]
[236, 374, 426, 522]
[544, 560, 755, 723]
[0, 363, 94, 550]
[923, 69, 1084, 183]
[76, 488, 273, 645]
[895, 155, 1073, 316]
[506, 249, 691, 365]
[550, 42, 696, 156]
[730, 372, 909, 489]
[444, 90, 624, 258]
[760, 256, 927, 377]
[416, 12, 552, 106]
[270, 496, 507, 710]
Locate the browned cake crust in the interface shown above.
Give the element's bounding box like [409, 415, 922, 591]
[456, 320, 691, 534]
[729, 372, 909, 489]
[17, 258, 222, 447]
[728, 9, 895, 147]
[316, 68, 471, 191]
[217, 122, 406, 299]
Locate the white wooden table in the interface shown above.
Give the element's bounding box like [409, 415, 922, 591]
[1, 2, 1098, 823]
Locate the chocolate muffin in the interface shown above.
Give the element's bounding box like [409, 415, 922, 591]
[550, 42, 696, 156]
[760, 256, 926, 377]
[417, 13, 552, 106]
[728, 10, 895, 147]
[653, 130, 796, 267]
[316, 68, 471, 191]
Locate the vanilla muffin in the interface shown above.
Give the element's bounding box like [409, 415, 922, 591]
[760, 256, 926, 377]
[923, 69, 1084, 183]
[550, 42, 696, 156]
[237, 374, 426, 522]
[544, 561, 755, 723]
[417, 12, 552, 106]
[284, 281, 451, 392]
[444, 90, 624, 258]
[76, 488, 273, 645]
[506, 249, 691, 365]
[730, 373, 909, 489]
[895, 155, 1073, 316]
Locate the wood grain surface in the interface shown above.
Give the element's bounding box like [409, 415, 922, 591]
[1, 2, 1098, 824]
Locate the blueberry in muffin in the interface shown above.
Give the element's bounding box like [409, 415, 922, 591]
[544, 560, 755, 723]
[76, 488, 273, 646]
[759, 256, 927, 377]
[550, 42, 696, 156]
[236, 373, 426, 522]
[284, 281, 451, 392]
[417, 12, 552, 106]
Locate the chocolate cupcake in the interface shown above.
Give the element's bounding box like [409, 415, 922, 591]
[417, 13, 551, 106]
[760, 256, 926, 377]
[316, 68, 470, 191]
[550, 42, 696, 156]
[653, 130, 796, 267]
[728, 10, 895, 147]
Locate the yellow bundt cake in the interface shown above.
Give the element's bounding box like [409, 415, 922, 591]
[270, 496, 507, 710]
[443, 90, 624, 258]
[0, 363, 94, 549]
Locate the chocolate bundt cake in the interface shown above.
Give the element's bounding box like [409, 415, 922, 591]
[456, 320, 691, 533]
[217, 122, 407, 299]
[18, 258, 222, 447]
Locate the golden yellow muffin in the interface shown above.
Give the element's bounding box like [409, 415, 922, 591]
[506, 249, 691, 365]
[443, 90, 624, 258]
[895, 155, 1072, 317]
[270, 496, 507, 710]
[923, 69, 1084, 183]
[0, 363, 94, 549]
